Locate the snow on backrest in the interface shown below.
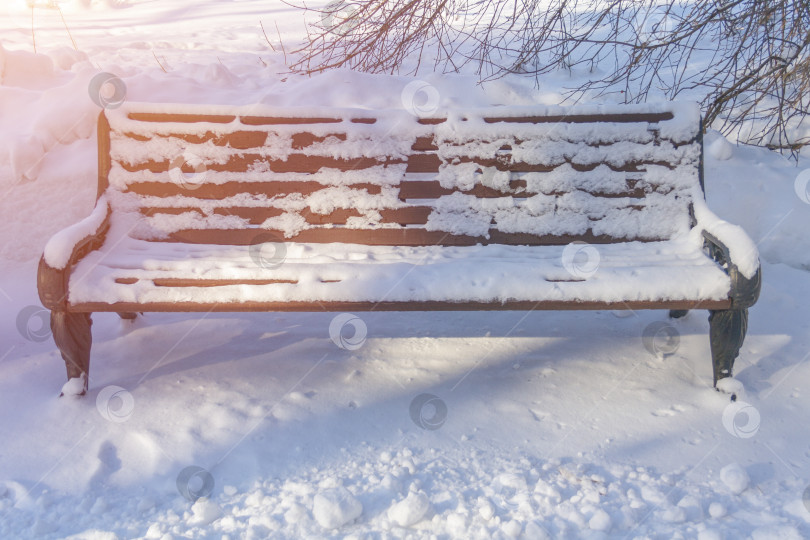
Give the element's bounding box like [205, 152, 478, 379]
[100, 102, 702, 245]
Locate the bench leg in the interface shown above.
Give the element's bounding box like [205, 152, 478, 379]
[708, 309, 748, 386]
[50, 311, 93, 396]
[669, 309, 689, 319]
[118, 312, 138, 320]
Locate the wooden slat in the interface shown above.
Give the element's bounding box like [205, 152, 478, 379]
[98, 113, 112, 198]
[142, 206, 360, 225]
[117, 146, 678, 176]
[128, 113, 236, 123]
[126, 181, 383, 198]
[140, 207, 207, 217]
[482, 112, 675, 124]
[70, 298, 733, 313]
[241, 116, 342, 125]
[378, 207, 433, 224]
[428, 137, 684, 149]
[132, 131, 270, 149]
[121, 154, 672, 175]
[397, 179, 648, 200]
[412, 136, 438, 151]
[120, 130, 355, 151]
[394, 111, 676, 126]
[398, 179, 532, 199]
[405, 153, 442, 173]
[115, 278, 298, 287]
[119, 154, 402, 174]
[213, 207, 362, 225]
[123, 111, 675, 128]
[135, 180, 648, 203]
[403, 154, 675, 174]
[155, 228, 660, 246]
[142, 206, 435, 226]
[291, 132, 347, 149]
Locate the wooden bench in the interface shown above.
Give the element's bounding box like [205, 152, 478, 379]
[37, 102, 761, 396]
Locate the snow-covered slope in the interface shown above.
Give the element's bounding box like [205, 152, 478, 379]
[1, 1, 809, 538]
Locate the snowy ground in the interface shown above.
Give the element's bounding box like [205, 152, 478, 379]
[1, 1, 810, 538]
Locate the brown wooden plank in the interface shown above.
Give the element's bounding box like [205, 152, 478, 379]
[120, 154, 403, 174]
[382, 111, 675, 126]
[405, 153, 442, 173]
[398, 180, 533, 199]
[412, 136, 438, 151]
[115, 277, 298, 287]
[131, 178, 648, 202]
[142, 206, 432, 226]
[403, 154, 674, 174]
[155, 227, 659, 246]
[126, 181, 383, 198]
[378, 207, 433, 224]
[70, 298, 732, 313]
[161, 228, 465, 246]
[183, 131, 270, 149]
[397, 179, 651, 200]
[291, 132, 347, 149]
[482, 112, 675, 124]
[128, 113, 236, 123]
[117, 149, 675, 176]
[241, 116, 342, 125]
[213, 207, 362, 225]
[218, 207, 361, 225]
[120, 130, 351, 150]
[98, 113, 111, 198]
[142, 206, 359, 225]
[140, 207, 205, 217]
[122, 132, 150, 142]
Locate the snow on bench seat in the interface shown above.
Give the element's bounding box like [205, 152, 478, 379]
[67, 233, 731, 309]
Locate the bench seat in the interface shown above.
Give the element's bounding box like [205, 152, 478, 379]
[69, 235, 732, 310]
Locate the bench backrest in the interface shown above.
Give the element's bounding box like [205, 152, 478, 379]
[99, 103, 703, 247]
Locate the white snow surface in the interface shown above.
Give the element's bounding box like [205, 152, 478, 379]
[43, 195, 109, 269]
[719, 463, 750, 495]
[1, 1, 809, 539]
[68, 236, 732, 305]
[312, 486, 364, 529]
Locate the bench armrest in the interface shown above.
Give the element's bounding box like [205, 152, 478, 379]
[38, 196, 111, 310]
[693, 198, 761, 309]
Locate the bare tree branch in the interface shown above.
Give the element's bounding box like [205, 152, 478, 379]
[288, 0, 810, 155]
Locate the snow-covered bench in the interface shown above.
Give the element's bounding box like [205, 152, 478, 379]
[37, 102, 760, 396]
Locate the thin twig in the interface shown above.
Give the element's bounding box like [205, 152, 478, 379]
[56, 5, 78, 51]
[31, 6, 36, 54]
[260, 21, 277, 51]
[152, 51, 168, 73]
[275, 21, 288, 65]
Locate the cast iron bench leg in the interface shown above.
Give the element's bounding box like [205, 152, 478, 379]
[669, 310, 689, 319]
[709, 309, 748, 386]
[50, 311, 92, 396]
